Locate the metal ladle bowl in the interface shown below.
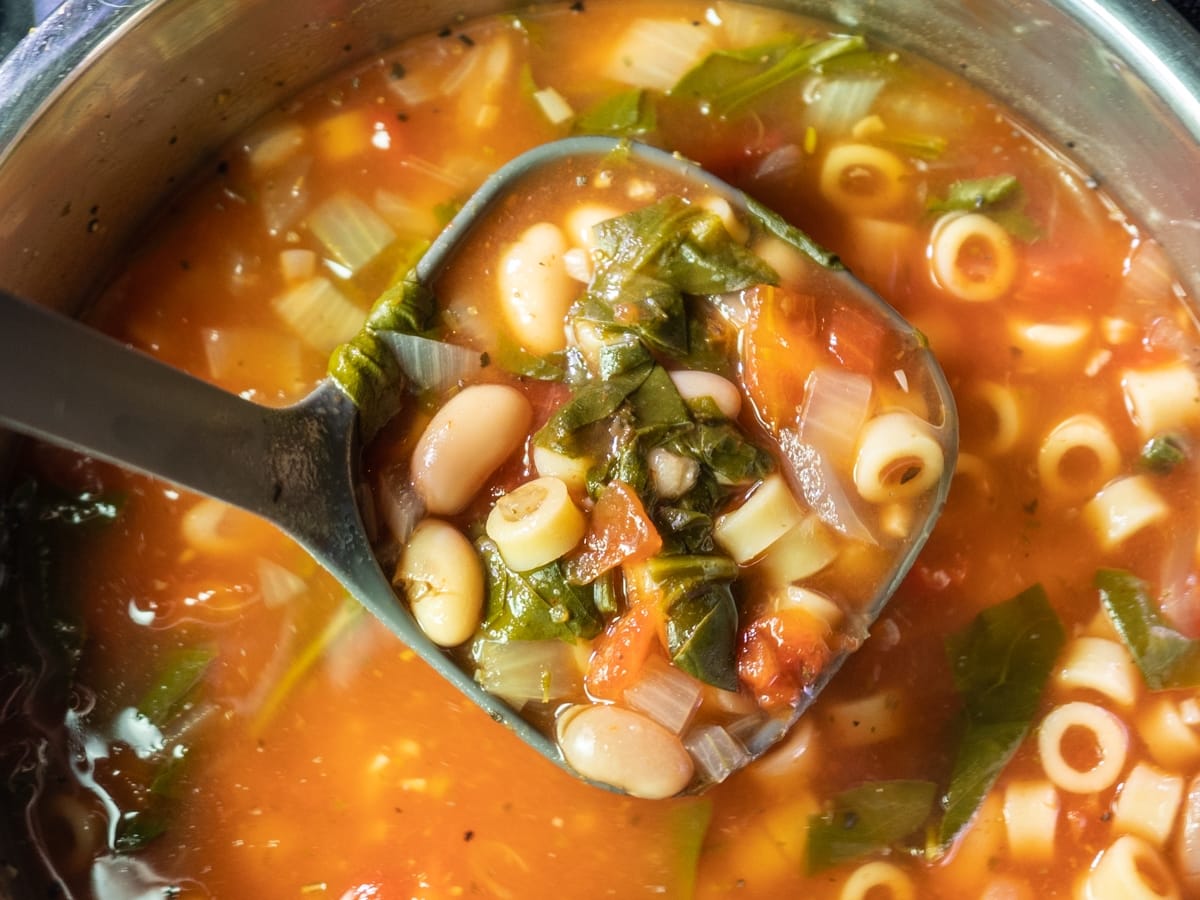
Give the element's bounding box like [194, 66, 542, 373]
[0, 135, 956, 793]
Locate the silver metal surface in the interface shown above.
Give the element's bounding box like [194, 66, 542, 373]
[0, 0, 1196, 888]
[1, 0, 1198, 319]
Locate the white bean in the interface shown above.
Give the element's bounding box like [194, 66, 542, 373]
[498, 222, 576, 355]
[394, 519, 483, 647]
[565, 202, 621, 249]
[410, 383, 532, 515]
[668, 369, 742, 419]
[556, 704, 694, 799]
[647, 447, 699, 499]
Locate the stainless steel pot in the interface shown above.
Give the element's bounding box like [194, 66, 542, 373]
[0, 0, 1198, 895]
[1, 0, 1199, 321]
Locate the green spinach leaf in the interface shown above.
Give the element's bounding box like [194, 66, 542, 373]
[807, 780, 937, 872]
[1096, 568, 1200, 690]
[666, 581, 739, 691]
[479, 540, 603, 642]
[667, 797, 714, 897]
[535, 364, 652, 454]
[926, 175, 1040, 241]
[575, 88, 657, 136]
[137, 646, 217, 727]
[928, 175, 1020, 213]
[937, 584, 1064, 847]
[1139, 435, 1187, 474]
[576, 196, 777, 357]
[672, 35, 868, 117]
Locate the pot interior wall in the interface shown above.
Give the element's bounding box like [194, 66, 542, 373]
[0, 0, 1198, 476]
[1, 0, 1198, 319]
[0, 0, 1198, 893]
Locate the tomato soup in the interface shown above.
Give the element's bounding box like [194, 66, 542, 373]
[4, 1, 1200, 897]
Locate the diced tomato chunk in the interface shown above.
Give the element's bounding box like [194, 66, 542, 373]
[741, 284, 820, 430]
[826, 301, 885, 376]
[565, 481, 662, 585]
[737, 610, 832, 709]
[585, 603, 661, 702]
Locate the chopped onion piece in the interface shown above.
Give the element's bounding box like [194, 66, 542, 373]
[1123, 239, 1180, 306]
[797, 367, 873, 461]
[181, 497, 272, 556]
[376, 467, 425, 546]
[754, 143, 804, 181]
[202, 326, 304, 393]
[375, 332, 485, 393]
[374, 189, 442, 238]
[243, 122, 306, 174]
[534, 87, 575, 125]
[713, 0, 794, 45]
[307, 193, 396, 274]
[279, 248, 317, 283]
[256, 558, 307, 609]
[684, 724, 750, 785]
[475, 640, 583, 707]
[259, 154, 312, 236]
[777, 429, 875, 543]
[604, 19, 714, 91]
[803, 79, 885, 138]
[399, 156, 471, 191]
[623, 656, 703, 734]
[270, 277, 364, 353]
[728, 714, 790, 758]
[386, 61, 438, 106]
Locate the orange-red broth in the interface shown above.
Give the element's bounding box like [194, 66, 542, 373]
[13, 0, 1200, 897]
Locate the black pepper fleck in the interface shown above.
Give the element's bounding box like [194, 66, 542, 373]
[438, 25, 452, 37]
[216, 159, 229, 175]
[459, 33, 475, 47]
[569, 0, 584, 10]
[463, 830, 475, 842]
[391, 62, 406, 80]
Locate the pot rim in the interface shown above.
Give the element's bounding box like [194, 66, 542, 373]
[2, 0, 1199, 160]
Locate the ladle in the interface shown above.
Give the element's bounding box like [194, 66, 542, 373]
[0, 135, 957, 794]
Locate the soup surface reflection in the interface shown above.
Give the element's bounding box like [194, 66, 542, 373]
[4, 1, 1200, 897]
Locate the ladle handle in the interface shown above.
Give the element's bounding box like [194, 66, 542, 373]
[0, 289, 349, 536]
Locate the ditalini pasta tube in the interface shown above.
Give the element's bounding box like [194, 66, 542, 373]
[853, 411, 945, 503]
[928, 211, 1017, 302]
